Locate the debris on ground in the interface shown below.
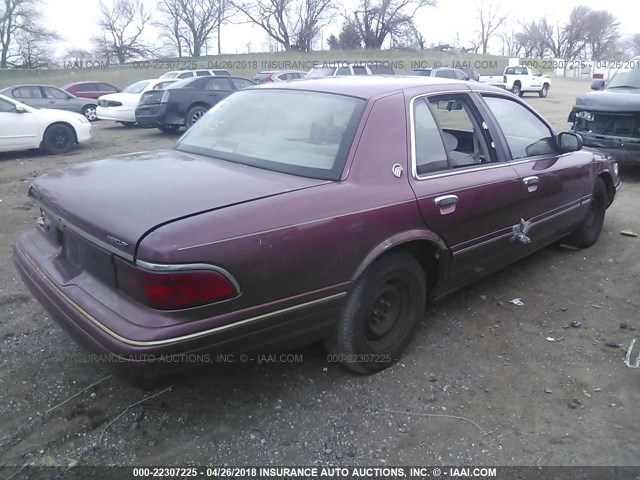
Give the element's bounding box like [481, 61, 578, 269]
[620, 230, 638, 238]
[624, 339, 640, 368]
[605, 341, 620, 349]
[509, 298, 524, 306]
[570, 320, 582, 328]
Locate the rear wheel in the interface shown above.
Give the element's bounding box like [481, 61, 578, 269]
[158, 125, 180, 133]
[565, 177, 607, 248]
[325, 252, 426, 374]
[185, 106, 207, 128]
[42, 124, 75, 154]
[511, 82, 522, 96]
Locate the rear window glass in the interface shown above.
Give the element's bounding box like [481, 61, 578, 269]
[176, 90, 366, 180]
[306, 67, 337, 78]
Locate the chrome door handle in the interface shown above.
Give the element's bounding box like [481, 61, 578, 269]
[523, 176, 539, 186]
[434, 195, 458, 207]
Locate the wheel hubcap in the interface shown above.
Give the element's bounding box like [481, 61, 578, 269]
[52, 127, 69, 148]
[192, 111, 204, 124]
[85, 108, 97, 120]
[366, 283, 404, 341]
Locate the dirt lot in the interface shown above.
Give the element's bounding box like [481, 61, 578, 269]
[0, 77, 639, 469]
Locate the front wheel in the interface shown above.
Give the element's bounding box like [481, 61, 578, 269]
[565, 177, 607, 248]
[325, 252, 426, 374]
[42, 124, 75, 154]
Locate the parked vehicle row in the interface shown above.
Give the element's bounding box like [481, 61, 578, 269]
[13, 76, 619, 385]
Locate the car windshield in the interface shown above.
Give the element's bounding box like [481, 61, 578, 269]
[122, 80, 150, 93]
[159, 72, 177, 79]
[306, 67, 337, 78]
[175, 89, 366, 180]
[607, 64, 640, 89]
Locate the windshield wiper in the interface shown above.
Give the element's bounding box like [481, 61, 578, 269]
[608, 85, 639, 89]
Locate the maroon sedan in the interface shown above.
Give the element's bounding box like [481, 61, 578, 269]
[14, 77, 620, 384]
[63, 81, 120, 99]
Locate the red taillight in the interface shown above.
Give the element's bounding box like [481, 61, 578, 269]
[161, 90, 170, 103]
[114, 258, 238, 310]
[266, 74, 273, 82]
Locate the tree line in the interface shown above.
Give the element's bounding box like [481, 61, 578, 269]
[1, 0, 640, 69]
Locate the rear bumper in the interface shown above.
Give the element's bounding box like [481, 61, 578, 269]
[135, 104, 183, 128]
[14, 231, 346, 383]
[576, 131, 640, 163]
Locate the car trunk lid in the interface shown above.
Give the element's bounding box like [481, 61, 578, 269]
[29, 149, 330, 260]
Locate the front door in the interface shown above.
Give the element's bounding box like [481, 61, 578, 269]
[0, 97, 38, 150]
[408, 92, 525, 289]
[478, 94, 588, 248]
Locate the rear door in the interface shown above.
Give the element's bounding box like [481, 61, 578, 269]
[408, 92, 525, 287]
[477, 93, 588, 247]
[11, 86, 47, 108]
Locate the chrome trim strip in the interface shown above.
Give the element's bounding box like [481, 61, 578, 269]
[453, 202, 584, 256]
[136, 259, 242, 294]
[18, 244, 347, 347]
[37, 203, 134, 261]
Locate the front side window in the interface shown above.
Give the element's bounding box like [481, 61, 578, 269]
[352, 66, 367, 75]
[177, 71, 193, 79]
[43, 87, 70, 99]
[176, 89, 366, 180]
[229, 78, 254, 90]
[336, 67, 351, 75]
[205, 78, 233, 91]
[306, 67, 336, 78]
[483, 95, 557, 159]
[0, 97, 15, 112]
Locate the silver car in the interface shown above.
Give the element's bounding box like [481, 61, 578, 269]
[0, 85, 99, 121]
[253, 70, 307, 83]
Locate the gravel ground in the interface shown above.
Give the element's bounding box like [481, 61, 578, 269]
[0, 77, 639, 469]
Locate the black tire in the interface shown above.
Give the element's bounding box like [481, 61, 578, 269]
[42, 123, 75, 154]
[82, 105, 97, 121]
[566, 177, 607, 248]
[325, 252, 426, 374]
[158, 125, 180, 134]
[118, 121, 135, 127]
[185, 106, 207, 128]
[538, 83, 549, 97]
[511, 83, 521, 96]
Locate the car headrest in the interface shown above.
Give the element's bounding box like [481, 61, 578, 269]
[441, 131, 458, 152]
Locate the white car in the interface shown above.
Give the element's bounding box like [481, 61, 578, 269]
[0, 93, 92, 155]
[96, 78, 177, 125]
[159, 69, 231, 79]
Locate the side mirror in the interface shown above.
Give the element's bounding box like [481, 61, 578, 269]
[591, 79, 605, 90]
[14, 104, 27, 113]
[558, 132, 583, 153]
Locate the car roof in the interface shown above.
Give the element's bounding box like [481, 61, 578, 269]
[252, 75, 501, 99]
[0, 84, 60, 89]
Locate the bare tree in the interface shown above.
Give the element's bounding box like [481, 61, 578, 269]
[94, 0, 153, 64]
[475, 1, 507, 54]
[14, 28, 59, 68]
[233, 0, 333, 52]
[0, 0, 52, 68]
[626, 33, 640, 57]
[501, 28, 522, 57]
[392, 22, 425, 50]
[540, 7, 589, 60]
[349, 0, 436, 50]
[155, 0, 187, 56]
[514, 19, 546, 58]
[583, 10, 620, 60]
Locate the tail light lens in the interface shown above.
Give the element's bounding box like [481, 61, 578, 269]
[114, 258, 238, 310]
[266, 74, 273, 82]
[161, 90, 170, 103]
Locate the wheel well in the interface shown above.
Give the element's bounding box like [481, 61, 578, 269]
[598, 172, 615, 205]
[188, 102, 210, 113]
[82, 104, 95, 111]
[43, 122, 78, 144]
[513, 80, 521, 86]
[378, 240, 442, 293]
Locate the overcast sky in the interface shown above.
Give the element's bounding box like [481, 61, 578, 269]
[43, 0, 639, 57]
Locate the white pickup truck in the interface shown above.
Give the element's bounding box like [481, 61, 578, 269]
[479, 66, 551, 97]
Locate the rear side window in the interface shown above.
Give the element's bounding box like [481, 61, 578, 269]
[98, 83, 117, 92]
[177, 71, 194, 79]
[336, 67, 351, 75]
[76, 84, 95, 92]
[205, 78, 233, 90]
[352, 66, 367, 75]
[435, 69, 456, 79]
[212, 70, 231, 76]
[482, 95, 557, 159]
[0, 97, 15, 112]
[229, 78, 254, 90]
[13, 86, 42, 98]
[196, 70, 212, 76]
